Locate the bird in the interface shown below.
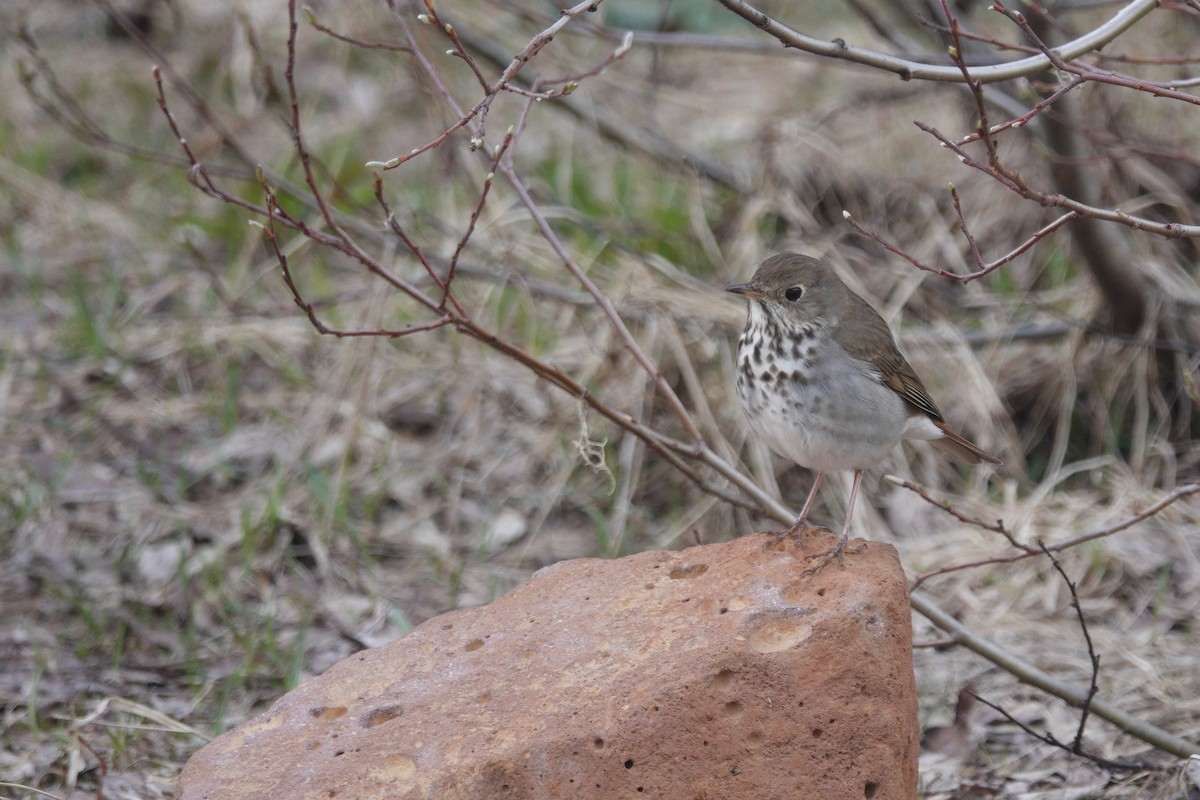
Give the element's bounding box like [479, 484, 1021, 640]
[727, 252, 1001, 573]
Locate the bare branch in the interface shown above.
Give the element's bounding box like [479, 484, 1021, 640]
[884, 475, 1022, 545]
[915, 122, 1200, 239]
[991, 0, 1200, 105]
[712, 0, 1160, 83]
[259, 202, 451, 339]
[910, 481, 1200, 587]
[968, 691, 1163, 771]
[303, 6, 413, 52]
[440, 131, 513, 311]
[374, 0, 611, 166]
[500, 168, 705, 443]
[911, 592, 1200, 758]
[953, 76, 1086, 146]
[842, 207, 1078, 282]
[419, 0, 490, 92]
[1038, 543, 1101, 755]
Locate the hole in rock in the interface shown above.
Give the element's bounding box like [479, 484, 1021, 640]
[713, 668, 735, 689]
[593, 737, 605, 749]
[477, 692, 492, 703]
[864, 781, 878, 798]
[464, 638, 485, 652]
[817, 588, 826, 597]
[624, 759, 634, 769]
[724, 701, 742, 715]
[334, 750, 345, 757]
[362, 705, 403, 728]
[668, 563, 708, 579]
[719, 607, 728, 614]
[812, 728, 823, 738]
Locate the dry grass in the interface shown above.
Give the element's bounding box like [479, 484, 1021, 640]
[2, 1, 1198, 798]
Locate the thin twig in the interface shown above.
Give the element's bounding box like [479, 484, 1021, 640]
[303, 6, 413, 52]
[376, 0, 612, 164]
[1038, 541, 1101, 754]
[883, 475, 1022, 546]
[284, 0, 341, 244]
[968, 691, 1161, 771]
[257, 214, 452, 339]
[940, 0, 998, 170]
[420, 0, 490, 93]
[842, 208, 1078, 282]
[954, 76, 1086, 146]
[372, 178, 464, 314]
[452, 20, 747, 191]
[499, 168, 704, 443]
[915, 121, 1200, 239]
[440, 130, 514, 310]
[948, 186, 985, 269]
[910, 481, 1200, 588]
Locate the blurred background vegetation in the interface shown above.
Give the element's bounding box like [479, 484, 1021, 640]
[1, 0, 1198, 797]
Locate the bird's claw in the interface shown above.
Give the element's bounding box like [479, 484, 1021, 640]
[764, 520, 814, 549]
[800, 537, 866, 576]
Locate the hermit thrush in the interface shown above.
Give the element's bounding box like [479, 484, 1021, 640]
[728, 253, 1000, 573]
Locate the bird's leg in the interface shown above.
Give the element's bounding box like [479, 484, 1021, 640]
[786, 471, 824, 535]
[802, 469, 867, 575]
[766, 472, 825, 549]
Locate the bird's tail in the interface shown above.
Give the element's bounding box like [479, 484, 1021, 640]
[931, 420, 1002, 465]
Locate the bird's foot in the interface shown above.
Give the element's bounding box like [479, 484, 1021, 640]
[764, 518, 822, 549]
[800, 536, 866, 576]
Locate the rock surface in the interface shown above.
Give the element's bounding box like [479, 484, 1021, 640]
[177, 531, 918, 800]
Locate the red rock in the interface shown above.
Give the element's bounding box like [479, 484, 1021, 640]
[177, 532, 918, 800]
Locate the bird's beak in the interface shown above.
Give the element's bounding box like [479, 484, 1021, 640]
[726, 283, 770, 300]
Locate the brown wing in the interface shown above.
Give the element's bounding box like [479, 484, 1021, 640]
[831, 295, 944, 421]
[834, 292, 1003, 465]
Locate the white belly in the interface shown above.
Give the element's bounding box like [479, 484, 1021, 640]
[736, 331, 941, 472]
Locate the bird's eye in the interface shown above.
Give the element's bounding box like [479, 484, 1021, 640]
[784, 286, 804, 301]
